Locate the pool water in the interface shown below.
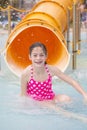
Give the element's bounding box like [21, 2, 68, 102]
[0, 29, 87, 130]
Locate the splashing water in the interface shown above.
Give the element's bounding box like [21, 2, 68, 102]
[0, 30, 87, 130]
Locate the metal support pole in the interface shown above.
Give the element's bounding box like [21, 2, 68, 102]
[72, 4, 77, 69]
[66, 9, 70, 51]
[77, 8, 81, 53]
[75, 6, 81, 51]
[8, 6, 11, 35]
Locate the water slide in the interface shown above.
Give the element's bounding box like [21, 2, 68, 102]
[5, 0, 79, 77]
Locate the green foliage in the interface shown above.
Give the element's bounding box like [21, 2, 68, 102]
[0, 0, 10, 8]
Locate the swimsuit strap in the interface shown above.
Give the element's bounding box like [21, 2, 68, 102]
[30, 66, 33, 79]
[30, 64, 51, 79]
[45, 64, 51, 76]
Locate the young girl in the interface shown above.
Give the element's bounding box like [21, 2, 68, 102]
[20, 42, 87, 103]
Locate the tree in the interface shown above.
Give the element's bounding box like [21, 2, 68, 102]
[0, 0, 10, 8]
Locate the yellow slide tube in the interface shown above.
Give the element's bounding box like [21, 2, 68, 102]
[5, 0, 78, 77]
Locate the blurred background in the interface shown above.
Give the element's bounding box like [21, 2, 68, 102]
[0, 0, 87, 30]
[0, 0, 40, 29]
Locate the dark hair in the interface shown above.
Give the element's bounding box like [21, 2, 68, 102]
[29, 42, 47, 56]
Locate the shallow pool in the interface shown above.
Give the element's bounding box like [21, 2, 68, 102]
[0, 29, 87, 130]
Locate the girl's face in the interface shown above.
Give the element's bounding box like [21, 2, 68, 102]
[29, 47, 47, 67]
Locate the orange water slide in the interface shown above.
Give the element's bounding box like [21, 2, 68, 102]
[5, 0, 78, 77]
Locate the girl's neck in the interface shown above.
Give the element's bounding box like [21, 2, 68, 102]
[32, 64, 46, 75]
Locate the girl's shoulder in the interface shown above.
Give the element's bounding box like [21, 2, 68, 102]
[21, 65, 31, 77]
[47, 64, 61, 76]
[47, 64, 60, 70]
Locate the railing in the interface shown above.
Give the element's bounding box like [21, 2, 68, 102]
[0, 2, 87, 74]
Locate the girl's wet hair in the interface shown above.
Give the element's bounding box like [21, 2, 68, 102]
[29, 42, 47, 56]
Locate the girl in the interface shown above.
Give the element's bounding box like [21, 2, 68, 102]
[20, 42, 87, 102]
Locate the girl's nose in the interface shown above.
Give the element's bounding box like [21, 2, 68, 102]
[36, 55, 40, 59]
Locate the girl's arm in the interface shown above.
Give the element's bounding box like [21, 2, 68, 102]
[20, 66, 30, 96]
[52, 66, 87, 100]
[20, 73, 27, 96]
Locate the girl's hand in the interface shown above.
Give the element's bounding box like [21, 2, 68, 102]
[83, 93, 87, 104]
[84, 93, 87, 99]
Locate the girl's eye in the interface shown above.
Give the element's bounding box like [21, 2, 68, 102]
[33, 54, 45, 57]
[40, 54, 44, 57]
[33, 55, 37, 57]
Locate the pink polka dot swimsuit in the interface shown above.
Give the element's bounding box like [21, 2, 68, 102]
[26, 65, 55, 101]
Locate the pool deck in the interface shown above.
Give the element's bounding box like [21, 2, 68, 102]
[0, 29, 8, 34]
